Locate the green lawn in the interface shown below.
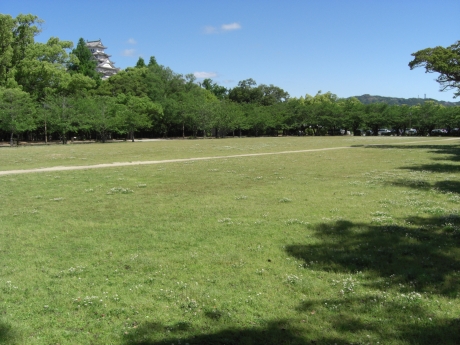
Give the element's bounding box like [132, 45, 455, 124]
[1, 137, 459, 344]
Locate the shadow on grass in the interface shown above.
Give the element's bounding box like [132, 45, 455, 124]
[122, 320, 310, 345]
[284, 217, 460, 344]
[286, 218, 460, 296]
[389, 179, 460, 196]
[0, 320, 16, 344]
[363, 144, 460, 172]
[359, 143, 460, 193]
[356, 143, 460, 163]
[121, 314, 460, 345]
[299, 296, 460, 344]
[354, 144, 460, 154]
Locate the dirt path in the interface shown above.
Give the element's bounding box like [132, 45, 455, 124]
[1, 138, 458, 176]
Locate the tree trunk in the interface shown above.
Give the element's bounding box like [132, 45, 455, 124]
[10, 131, 14, 147]
[44, 119, 47, 144]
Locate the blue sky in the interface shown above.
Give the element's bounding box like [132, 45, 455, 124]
[3, 0, 460, 101]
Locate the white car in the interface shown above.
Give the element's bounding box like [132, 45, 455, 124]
[378, 129, 392, 136]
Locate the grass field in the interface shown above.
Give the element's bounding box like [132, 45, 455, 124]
[1, 137, 459, 344]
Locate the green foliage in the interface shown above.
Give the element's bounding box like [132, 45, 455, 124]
[80, 95, 121, 142]
[201, 78, 227, 99]
[43, 94, 81, 144]
[0, 12, 459, 142]
[0, 87, 35, 145]
[68, 38, 101, 85]
[135, 56, 146, 68]
[115, 93, 163, 141]
[409, 40, 460, 98]
[14, 37, 76, 100]
[0, 13, 42, 87]
[0, 14, 14, 86]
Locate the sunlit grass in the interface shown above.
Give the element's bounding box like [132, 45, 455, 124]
[0, 137, 459, 344]
[0, 135, 447, 171]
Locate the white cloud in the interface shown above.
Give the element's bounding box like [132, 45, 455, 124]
[203, 26, 217, 34]
[122, 49, 136, 57]
[203, 22, 241, 34]
[127, 38, 137, 45]
[194, 71, 218, 79]
[221, 22, 241, 31]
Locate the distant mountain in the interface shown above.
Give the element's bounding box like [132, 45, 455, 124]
[351, 94, 460, 107]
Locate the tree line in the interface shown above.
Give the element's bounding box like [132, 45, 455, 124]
[1, 14, 459, 146]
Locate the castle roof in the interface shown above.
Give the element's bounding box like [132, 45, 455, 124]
[86, 39, 119, 79]
[86, 39, 107, 49]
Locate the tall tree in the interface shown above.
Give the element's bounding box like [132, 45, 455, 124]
[135, 57, 146, 68]
[409, 40, 460, 98]
[82, 96, 121, 143]
[0, 87, 36, 146]
[43, 94, 81, 144]
[0, 14, 42, 87]
[15, 37, 75, 100]
[116, 94, 163, 141]
[0, 14, 14, 86]
[68, 38, 101, 85]
[147, 56, 158, 68]
[201, 78, 228, 100]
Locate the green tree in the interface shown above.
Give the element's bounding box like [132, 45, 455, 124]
[415, 101, 441, 135]
[0, 87, 36, 146]
[339, 97, 363, 135]
[201, 78, 227, 100]
[43, 94, 80, 144]
[135, 57, 146, 68]
[409, 40, 460, 98]
[15, 37, 76, 100]
[0, 13, 42, 87]
[82, 96, 121, 142]
[363, 103, 388, 135]
[116, 94, 163, 141]
[147, 56, 158, 68]
[0, 14, 14, 86]
[258, 84, 289, 106]
[68, 38, 101, 85]
[228, 79, 263, 104]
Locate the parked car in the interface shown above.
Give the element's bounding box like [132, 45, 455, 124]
[451, 128, 460, 136]
[405, 128, 417, 135]
[378, 129, 392, 136]
[431, 129, 447, 135]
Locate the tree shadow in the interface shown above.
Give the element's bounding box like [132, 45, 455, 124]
[284, 217, 460, 343]
[122, 320, 310, 345]
[0, 320, 16, 344]
[286, 218, 460, 296]
[296, 296, 460, 344]
[401, 163, 460, 174]
[358, 143, 460, 194]
[356, 143, 460, 163]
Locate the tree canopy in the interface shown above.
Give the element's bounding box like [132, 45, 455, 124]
[409, 40, 460, 98]
[1, 12, 459, 145]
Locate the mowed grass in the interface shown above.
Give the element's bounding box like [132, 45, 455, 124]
[0, 136, 441, 171]
[0, 137, 459, 344]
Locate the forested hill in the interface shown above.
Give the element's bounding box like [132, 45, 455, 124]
[352, 94, 460, 107]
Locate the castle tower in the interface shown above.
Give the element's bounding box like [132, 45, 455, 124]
[86, 39, 120, 80]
